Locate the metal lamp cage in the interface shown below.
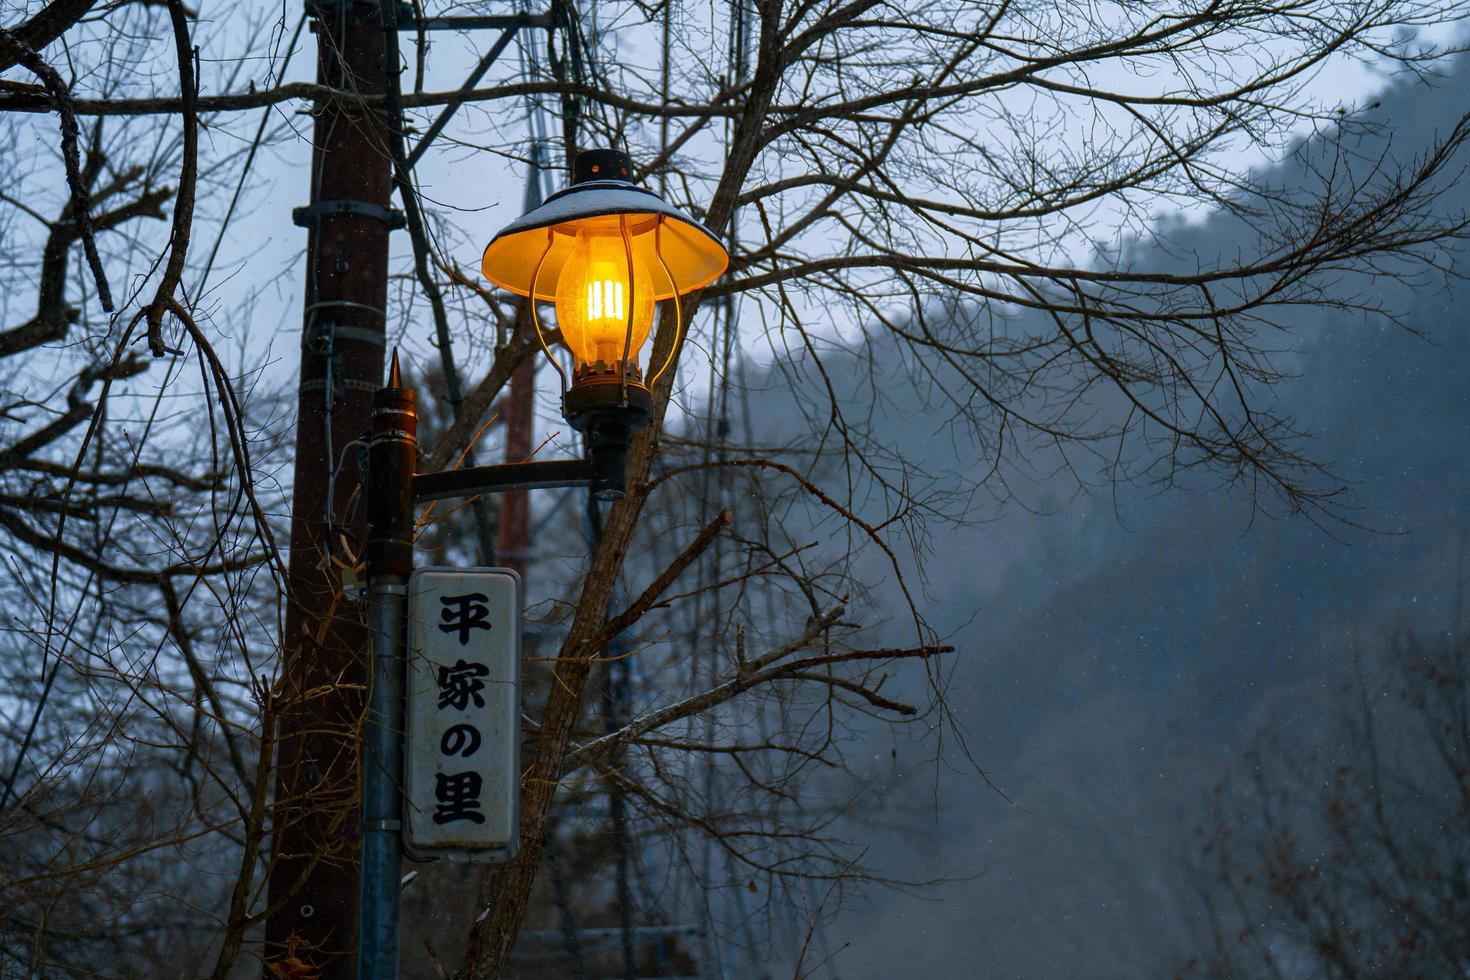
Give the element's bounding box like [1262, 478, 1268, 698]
[481, 163, 729, 398]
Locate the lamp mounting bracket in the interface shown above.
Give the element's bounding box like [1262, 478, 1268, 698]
[412, 459, 596, 503]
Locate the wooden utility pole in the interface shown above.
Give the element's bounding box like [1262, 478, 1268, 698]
[265, 0, 398, 971]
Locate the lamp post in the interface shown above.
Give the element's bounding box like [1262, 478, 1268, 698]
[355, 149, 727, 979]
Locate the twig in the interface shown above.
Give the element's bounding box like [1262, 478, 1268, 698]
[130, 0, 197, 356]
[0, 25, 113, 311]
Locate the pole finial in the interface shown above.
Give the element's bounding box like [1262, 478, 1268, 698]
[388, 347, 403, 389]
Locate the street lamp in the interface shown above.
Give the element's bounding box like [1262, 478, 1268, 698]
[356, 149, 726, 980]
[481, 148, 728, 498]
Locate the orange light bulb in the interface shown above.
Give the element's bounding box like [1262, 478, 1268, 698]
[554, 228, 654, 377]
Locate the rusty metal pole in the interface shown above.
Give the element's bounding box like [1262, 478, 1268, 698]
[265, 0, 400, 972]
[494, 156, 545, 581]
[495, 361, 534, 578]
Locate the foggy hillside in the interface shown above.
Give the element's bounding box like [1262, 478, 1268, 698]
[731, 57, 1470, 979]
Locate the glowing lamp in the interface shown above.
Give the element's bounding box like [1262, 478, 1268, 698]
[481, 149, 728, 436]
[482, 150, 729, 411]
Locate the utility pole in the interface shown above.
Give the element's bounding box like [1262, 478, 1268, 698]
[495, 153, 545, 582]
[265, 0, 398, 970]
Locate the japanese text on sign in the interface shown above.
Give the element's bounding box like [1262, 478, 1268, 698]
[404, 569, 520, 860]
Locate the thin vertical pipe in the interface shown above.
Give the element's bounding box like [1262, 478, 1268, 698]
[358, 355, 417, 979]
[358, 581, 407, 979]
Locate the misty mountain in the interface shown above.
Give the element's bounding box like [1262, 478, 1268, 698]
[727, 57, 1470, 979]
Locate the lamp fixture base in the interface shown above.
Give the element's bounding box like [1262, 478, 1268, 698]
[563, 379, 652, 501]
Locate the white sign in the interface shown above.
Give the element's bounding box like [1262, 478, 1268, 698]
[404, 567, 520, 861]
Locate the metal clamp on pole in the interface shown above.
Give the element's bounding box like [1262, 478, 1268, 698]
[358, 351, 416, 980]
[292, 199, 408, 231]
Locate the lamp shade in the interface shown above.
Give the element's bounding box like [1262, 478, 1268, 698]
[481, 168, 729, 303]
[482, 149, 730, 405]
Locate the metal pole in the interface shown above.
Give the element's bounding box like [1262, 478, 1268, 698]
[358, 352, 417, 979]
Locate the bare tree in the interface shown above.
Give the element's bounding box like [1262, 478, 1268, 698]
[454, 4, 1470, 975]
[0, 3, 295, 975]
[1176, 630, 1470, 979]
